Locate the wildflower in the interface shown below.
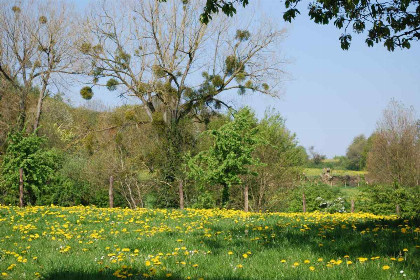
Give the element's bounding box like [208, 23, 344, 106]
[347, 261, 352, 265]
[280, 259, 286, 263]
[403, 248, 408, 252]
[382, 265, 390, 270]
[293, 262, 299, 266]
[309, 266, 315, 271]
[236, 264, 243, 268]
[7, 264, 16, 271]
[228, 251, 233, 255]
[242, 253, 248, 258]
[192, 264, 198, 268]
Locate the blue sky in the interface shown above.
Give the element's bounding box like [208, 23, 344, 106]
[68, 0, 420, 158]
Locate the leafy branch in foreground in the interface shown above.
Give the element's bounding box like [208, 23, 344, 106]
[178, 0, 420, 51]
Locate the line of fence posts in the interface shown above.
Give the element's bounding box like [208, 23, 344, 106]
[14, 169, 405, 217]
[109, 175, 114, 208]
[19, 168, 24, 208]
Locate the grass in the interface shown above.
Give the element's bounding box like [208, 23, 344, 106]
[303, 168, 368, 177]
[340, 187, 363, 200]
[0, 206, 419, 280]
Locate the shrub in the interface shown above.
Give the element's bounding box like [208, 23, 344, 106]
[357, 184, 420, 218]
[0, 131, 61, 205]
[288, 182, 349, 213]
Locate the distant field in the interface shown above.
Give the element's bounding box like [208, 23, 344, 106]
[0, 206, 419, 280]
[303, 168, 367, 177]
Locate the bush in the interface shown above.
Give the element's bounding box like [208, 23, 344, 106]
[0, 131, 61, 205]
[191, 191, 216, 209]
[357, 184, 420, 218]
[288, 182, 349, 213]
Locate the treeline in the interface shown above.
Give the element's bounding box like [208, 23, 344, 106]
[0, 90, 307, 210]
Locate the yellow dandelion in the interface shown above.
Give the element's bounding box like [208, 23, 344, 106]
[382, 265, 390, 270]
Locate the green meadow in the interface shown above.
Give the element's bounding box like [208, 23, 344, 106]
[0, 206, 418, 280]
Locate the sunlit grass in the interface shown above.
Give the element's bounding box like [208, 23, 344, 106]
[0, 206, 418, 280]
[303, 168, 368, 177]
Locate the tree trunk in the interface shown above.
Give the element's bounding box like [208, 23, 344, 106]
[19, 168, 24, 208]
[109, 175, 114, 208]
[396, 204, 400, 216]
[179, 180, 184, 209]
[18, 91, 27, 131]
[33, 76, 49, 132]
[351, 199, 355, 213]
[222, 183, 229, 208]
[244, 185, 249, 212]
[302, 192, 306, 213]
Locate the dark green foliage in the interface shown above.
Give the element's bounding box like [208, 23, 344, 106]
[235, 29, 251, 41]
[187, 0, 420, 51]
[106, 78, 118, 91]
[224, 55, 245, 77]
[346, 134, 367, 170]
[80, 86, 93, 100]
[115, 49, 131, 69]
[0, 131, 61, 205]
[357, 184, 420, 218]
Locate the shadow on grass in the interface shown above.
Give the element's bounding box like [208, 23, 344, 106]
[189, 217, 420, 270]
[43, 270, 266, 280]
[43, 217, 419, 280]
[43, 271, 302, 280]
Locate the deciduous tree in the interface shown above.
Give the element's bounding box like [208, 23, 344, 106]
[367, 100, 420, 187]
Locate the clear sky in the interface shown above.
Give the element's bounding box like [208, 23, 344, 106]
[68, 0, 420, 158]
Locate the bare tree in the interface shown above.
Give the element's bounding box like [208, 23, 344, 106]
[0, 1, 78, 132]
[78, 0, 287, 125]
[367, 100, 420, 187]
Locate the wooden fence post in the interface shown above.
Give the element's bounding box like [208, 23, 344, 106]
[351, 199, 355, 213]
[396, 204, 400, 216]
[179, 180, 184, 210]
[302, 192, 306, 213]
[19, 168, 24, 208]
[244, 185, 249, 212]
[109, 175, 114, 208]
